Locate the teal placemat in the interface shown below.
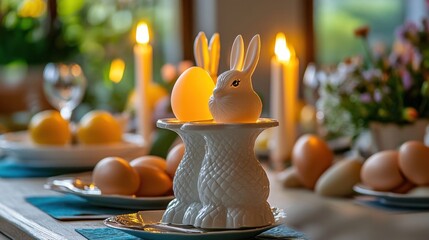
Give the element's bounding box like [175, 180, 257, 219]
[26, 195, 134, 220]
[76, 225, 308, 240]
[77, 228, 139, 240]
[0, 157, 90, 178]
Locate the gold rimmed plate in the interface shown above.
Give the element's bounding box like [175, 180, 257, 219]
[104, 208, 286, 240]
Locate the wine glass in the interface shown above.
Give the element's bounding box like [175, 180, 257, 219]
[43, 63, 87, 121]
[302, 63, 318, 105]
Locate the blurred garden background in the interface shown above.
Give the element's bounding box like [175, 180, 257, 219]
[0, 0, 182, 131]
[1, 0, 427, 133]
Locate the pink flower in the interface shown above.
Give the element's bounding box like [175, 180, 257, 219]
[360, 93, 372, 103]
[400, 69, 412, 90]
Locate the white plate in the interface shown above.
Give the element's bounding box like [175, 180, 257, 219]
[0, 131, 148, 168]
[45, 172, 174, 210]
[353, 184, 429, 208]
[104, 208, 286, 240]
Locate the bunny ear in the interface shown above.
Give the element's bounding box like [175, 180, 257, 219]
[194, 32, 210, 70]
[230, 35, 244, 71]
[242, 34, 261, 77]
[208, 33, 220, 78]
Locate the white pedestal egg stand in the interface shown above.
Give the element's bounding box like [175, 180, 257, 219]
[159, 118, 278, 229]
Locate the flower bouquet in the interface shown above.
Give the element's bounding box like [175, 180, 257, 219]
[316, 20, 429, 143]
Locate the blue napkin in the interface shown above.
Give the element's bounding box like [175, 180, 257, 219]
[26, 195, 135, 220]
[0, 157, 91, 178]
[76, 225, 308, 240]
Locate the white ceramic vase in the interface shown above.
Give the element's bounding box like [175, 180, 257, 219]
[157, 119, 206, 225]
[182, 118, 278, 229]
[369, 119, 429, 152]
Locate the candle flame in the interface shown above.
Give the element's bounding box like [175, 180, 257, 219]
[136, 22, 150, 44]
[109, 58, 125, 83]
[274, 33, 294, 62]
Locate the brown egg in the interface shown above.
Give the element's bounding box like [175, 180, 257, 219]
[133, 165, 173, 197]
[292, 134, 334, 189]
[399, 141, 429, 185]
[361, 150, 405, 191]
[92, 157, 140, 195]
[166, 143, 185, 178]
[130, 155, 167, 171]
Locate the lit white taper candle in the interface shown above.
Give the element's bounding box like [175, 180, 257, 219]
[270, 33, 299, 170]
[134, 22, 153, 146]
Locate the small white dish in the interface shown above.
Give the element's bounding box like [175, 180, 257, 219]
[45, 172, 174, 210]
[104, 208, 286, 240]
[0, 131, 148, 168]
[354, 184, 429, 208]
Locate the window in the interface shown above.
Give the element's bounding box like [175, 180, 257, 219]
[315, 0, 427, 65]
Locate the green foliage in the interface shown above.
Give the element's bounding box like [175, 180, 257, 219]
[149, 128, 178, 158]
[0, 0, 167, 113]
[0, 0, 80, 64]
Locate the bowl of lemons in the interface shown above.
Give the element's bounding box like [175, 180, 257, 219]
[0, 110, 148, 168]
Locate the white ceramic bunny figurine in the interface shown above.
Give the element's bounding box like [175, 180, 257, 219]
[209, 34, 262, 123]
[194, 32, 220, 83]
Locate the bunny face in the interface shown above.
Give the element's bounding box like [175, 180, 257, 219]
[212, 70, 254, 98]
[209, 34, 262, 123]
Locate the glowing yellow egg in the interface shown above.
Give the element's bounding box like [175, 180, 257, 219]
[171, 66, 214, 121]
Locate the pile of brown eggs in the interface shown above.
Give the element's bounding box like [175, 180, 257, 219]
[92, 143, 184, 197]
[281, 134, 429, 197]
[361, 141, 429, 193]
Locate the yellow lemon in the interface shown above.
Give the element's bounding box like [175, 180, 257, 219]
[77, 110, 122, 144]
[29, 110, 71, 145]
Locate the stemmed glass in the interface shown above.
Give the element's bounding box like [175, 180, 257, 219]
[43, 63, 87, 121]
[302, 63, 318, 104]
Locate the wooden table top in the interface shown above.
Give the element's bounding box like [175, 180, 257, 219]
[0, 169, 428, 240]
